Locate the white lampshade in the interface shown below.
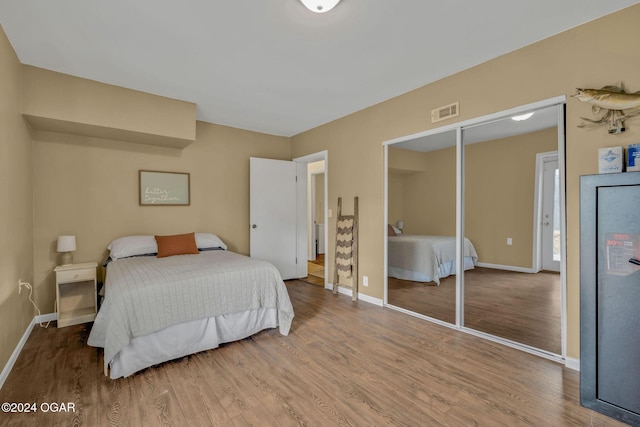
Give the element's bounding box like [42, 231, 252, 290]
[300, 0, 341, 13]
[57, 235, 76, 252]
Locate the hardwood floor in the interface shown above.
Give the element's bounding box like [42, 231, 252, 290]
[302, 274, 325, 287]
[310, 253, 324, 266]
[305, 253, 325, 286]
[0, 280, 623, 426]
[388, 267, 562, 354]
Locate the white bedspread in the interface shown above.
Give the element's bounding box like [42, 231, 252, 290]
[388, 235, 478, 284]
[88, 250, 294, 370]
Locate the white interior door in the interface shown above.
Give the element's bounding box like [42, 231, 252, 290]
[250, 157, 303, 280]
[541, 157, 561, 272]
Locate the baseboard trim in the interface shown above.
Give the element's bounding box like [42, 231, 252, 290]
[0, 312, 57, 390]
[36, 312, 58, 323]
[326, 283, 383, 306]
[0, 319, 35, 390]
[357, 292, 383, 306]
[476, 262, 536, 274]
[565, 357, 580, 371]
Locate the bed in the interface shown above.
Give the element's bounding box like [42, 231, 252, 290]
[87, 233, 294, 379]
[388, 235, 478, 284]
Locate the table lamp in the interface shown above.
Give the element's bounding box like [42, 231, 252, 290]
[57, 235, 76, 265]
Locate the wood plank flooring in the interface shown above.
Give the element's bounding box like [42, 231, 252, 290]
[388, 267, 562, 354]
[0, 280, 623, 426]
[305, 254, 325, 286]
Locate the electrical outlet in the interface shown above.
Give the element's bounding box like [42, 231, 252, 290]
[507, 237, 513, 245]
[18, 279, 31, 294]
[363, 275, 369, 286]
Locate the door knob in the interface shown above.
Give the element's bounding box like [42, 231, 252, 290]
[252, 224, 257, 229]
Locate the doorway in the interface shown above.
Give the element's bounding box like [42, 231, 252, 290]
[249, 152, 328, 282]
[308, 163, 325, 261]
[307, 161, 326, 286]
[295, 151, 329, 288]
[534, 151, 562, 273]
[541, 155, 561, 272]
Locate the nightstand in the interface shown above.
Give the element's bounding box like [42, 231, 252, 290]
[54, 262, 98, 328]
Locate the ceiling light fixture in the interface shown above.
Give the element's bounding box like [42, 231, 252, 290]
[300, 0, 341, 13]
[511, 112, 534, 121]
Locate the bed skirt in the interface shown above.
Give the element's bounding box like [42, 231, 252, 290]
[388, 256, 476, 283]
[108, 307, 278, 379]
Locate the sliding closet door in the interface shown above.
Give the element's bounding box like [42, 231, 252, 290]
[387, 130, 457, 324]
[385, 99, 566, 357]
[461, 106, 562, 354]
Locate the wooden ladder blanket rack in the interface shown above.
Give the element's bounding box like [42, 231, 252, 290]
[333, 196, 359, 301]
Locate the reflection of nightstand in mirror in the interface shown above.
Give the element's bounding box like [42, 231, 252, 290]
[54, 262, 97, 328]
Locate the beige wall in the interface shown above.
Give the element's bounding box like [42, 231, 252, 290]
[22, 66, 196, 148]
[388, 146, 429, 229]
[291, 5, 640, 359]
[387, 173, 404, 228]
[0, 26, 34, 374]
[32, 122, 290, 312]
[401, 146, 457, 236]
[465, 128, 558, 267]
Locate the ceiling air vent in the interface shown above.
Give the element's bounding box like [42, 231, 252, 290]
[431, 102, 459, 123]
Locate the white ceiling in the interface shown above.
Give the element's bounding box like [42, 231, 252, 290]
[0, 0, 638, 137]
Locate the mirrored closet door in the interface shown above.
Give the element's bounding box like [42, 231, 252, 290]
[462, 105, 562, 355]
[387, 129, 457, 324]
[385, 99, 565, 358]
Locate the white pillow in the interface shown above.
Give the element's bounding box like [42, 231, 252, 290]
[107, 235, 157, 260]
[108, 233, 227, 260]
[195, 233, 227, 250]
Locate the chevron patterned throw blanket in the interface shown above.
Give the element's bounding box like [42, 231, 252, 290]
[336, 215, 354, 279]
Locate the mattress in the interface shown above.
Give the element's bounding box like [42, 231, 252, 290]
[88, 249, 294, 377]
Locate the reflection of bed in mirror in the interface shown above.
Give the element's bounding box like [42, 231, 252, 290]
[388, 235, 478, 284]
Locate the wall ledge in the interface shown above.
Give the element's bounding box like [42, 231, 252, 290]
[24, 114, 194, 149]
[22, 66, 196, 149]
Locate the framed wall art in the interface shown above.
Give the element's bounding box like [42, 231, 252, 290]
[139, 170, 190, 206]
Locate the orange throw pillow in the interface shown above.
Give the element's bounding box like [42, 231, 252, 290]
[388, 224, 397, 236]
[155, 232, 199, 258]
